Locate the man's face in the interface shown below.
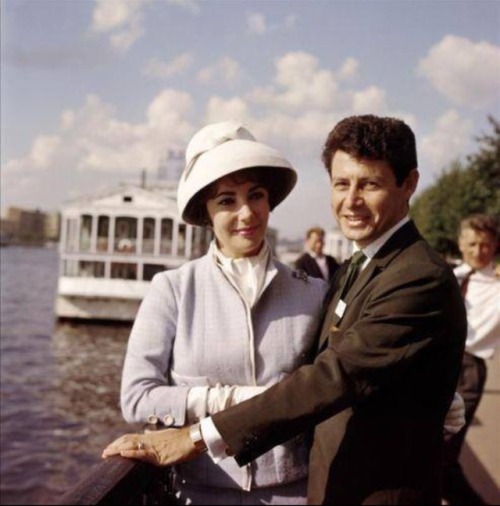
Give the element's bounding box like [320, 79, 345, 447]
[459, 228, 496, 270]
[330, 150, 418, 248]
[307, 232, 324, 255]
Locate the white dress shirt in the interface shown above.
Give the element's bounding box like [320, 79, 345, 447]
[454, 263, 500, 359]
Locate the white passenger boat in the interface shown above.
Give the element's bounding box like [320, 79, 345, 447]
[55, 183, 212, 322]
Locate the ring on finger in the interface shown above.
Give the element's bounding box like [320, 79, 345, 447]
[137, 440, 145, 451]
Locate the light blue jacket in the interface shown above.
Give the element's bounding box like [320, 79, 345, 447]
[121, 251, 327, 491]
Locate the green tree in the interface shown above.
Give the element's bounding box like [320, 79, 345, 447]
[411, 116, 500, 257]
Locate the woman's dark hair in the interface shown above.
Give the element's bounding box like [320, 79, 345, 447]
[321, 115, 418, 186]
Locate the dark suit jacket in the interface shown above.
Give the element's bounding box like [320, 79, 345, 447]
[212, 221, 466, 505]
[295, 252, 339, 281]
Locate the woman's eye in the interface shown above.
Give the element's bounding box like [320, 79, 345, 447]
[217, 198, 234, 206]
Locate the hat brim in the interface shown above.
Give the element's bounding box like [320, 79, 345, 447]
[178, 139, 297, 226]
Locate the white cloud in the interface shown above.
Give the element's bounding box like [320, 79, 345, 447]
[91, 0, 136, 32]
[3, 91, 195, 176]
[246, 11, 297, 36]
[418, 35, 500, 108]
[249, 52, 339, 112]
[31, 135, 62, 168]
[338, 57, 359, 81]
[204, 96, 249, 124]
[197, 57, 242, 85]
[420, 109, 473, 172]
[142, 53, 194, 79]
[91, 0, 151, 53]
[247, 12, 267, 35]
[352, 86, 387, 114]
[3, 135, 61, 173]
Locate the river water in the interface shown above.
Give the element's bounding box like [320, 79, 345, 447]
[0, 246, 134, 504]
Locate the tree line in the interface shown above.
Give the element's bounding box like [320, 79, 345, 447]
[410, 116, 500, 259]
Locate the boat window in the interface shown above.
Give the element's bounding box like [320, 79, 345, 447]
[123, 195, 133, 203]
[115, 217, 137, 253]
[78, 261, 105, 278]
[142, 217, 155, 254]
[97, 216, 109, 252]
[80, 215, 92, 252]
[143, 263, 167, 281]
[111, 262, 137, 280]
[160, 218, 173, 255]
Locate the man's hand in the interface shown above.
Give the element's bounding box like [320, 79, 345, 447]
[102, 427, 200, 466]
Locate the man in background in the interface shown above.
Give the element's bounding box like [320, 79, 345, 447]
[443, 214, 500, 505]
[295, 227, 339, 281]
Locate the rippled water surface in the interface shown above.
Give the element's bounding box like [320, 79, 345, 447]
[1, 247, 133, 504]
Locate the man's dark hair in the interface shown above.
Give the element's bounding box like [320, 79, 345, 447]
[321, 115, 418, 186]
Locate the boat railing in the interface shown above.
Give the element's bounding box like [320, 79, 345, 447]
[55, 456, 177, 505]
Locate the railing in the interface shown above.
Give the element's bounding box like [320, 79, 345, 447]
[55, 456, 177, 505]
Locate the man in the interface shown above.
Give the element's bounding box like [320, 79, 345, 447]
[295, 227, 339, 281]
[103, 115, 466, 505]
[443, 214, 500, 505]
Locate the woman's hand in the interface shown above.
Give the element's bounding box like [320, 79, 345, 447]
[102, 427, 198, 466]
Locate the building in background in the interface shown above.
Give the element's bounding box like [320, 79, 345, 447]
[324, 227, 352, 262]
[0, 207, 60, 246]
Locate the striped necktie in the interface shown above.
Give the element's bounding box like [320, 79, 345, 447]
[339, 250, 367, 300]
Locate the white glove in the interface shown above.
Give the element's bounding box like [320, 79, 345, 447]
[443, 392, 466, 434]
[186, 385, 268, 423]
[230, 385, 267, 405]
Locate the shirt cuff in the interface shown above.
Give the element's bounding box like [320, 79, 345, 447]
[186, 386, 208, 423]
[200, 416, 229, 463]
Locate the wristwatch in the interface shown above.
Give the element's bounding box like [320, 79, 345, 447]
[189, 423, 208, 453]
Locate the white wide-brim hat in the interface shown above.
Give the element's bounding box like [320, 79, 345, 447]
[177, 121, 297, 226]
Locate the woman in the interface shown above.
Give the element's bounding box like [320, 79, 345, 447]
[105, 121, 328, 504]
[103, 122, 465, 504]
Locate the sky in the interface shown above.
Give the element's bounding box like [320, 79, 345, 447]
[1, 0, 499, 240]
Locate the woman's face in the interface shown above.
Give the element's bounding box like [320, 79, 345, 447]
[206, 175, 270, 258]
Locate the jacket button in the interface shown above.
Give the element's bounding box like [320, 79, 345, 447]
[163, 414, 175, 426]
[147, 414, 159, 425]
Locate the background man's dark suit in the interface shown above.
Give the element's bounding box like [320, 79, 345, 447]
[212, 221, 466, 504]
[295, 252, 339, 281]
